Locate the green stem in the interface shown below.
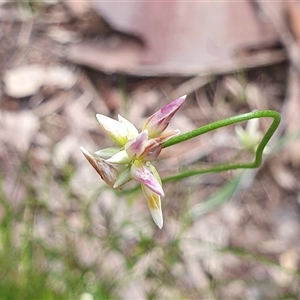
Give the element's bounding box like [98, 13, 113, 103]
[162, 110, 280, 182]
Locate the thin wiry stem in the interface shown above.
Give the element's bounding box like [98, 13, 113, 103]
[162, 110, 281, 182]
[119, 110, 280, 194]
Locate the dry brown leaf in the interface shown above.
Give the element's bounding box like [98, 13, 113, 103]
[47, 26, 80, 44]
[62, 0, 91, 17]
[0, 110, 39, 153]
[4, 65, 45, 98]
[52, 135, 78, 168]
[72, 1, 282, 75]
[67, 37, 144, 74]
[287, 1, 300, 45]
[3, 65, 77, 98]
[269, 160, 299, 191]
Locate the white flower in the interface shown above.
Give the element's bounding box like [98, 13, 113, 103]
[81, 96, 186, 228]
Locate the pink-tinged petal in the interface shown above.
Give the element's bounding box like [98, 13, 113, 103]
[80, 146, 119, 188]
[142, 95, 186, 138]
[118, 115, 139, 139]
[96, 114, 127, 146]
[139, 130, 180, 161]
[142, 185, 163, 229]
[125, 130, 148, 158]
[155, 129, 181, 143]
[106, 150, 131, 164]
[139, 139, 162, 161]
[140, 129, 181, 161]
[131, 160, 164, 196]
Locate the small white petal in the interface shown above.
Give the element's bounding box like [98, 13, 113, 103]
[142, 185, 163, 229]
[118, 114, 139, 138]
[95, 147, 120, 159]
[150, 207, 163, 229]
[107, 149, 131, 164]
[96, 114, 128, 145]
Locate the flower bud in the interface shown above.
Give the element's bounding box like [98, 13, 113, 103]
[142, 95, 186, 138]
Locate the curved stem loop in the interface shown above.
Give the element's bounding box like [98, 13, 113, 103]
[162, 110, 281, 182]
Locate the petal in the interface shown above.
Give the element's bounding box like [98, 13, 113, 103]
[80, 146, 119, 188]
[125, 130, 148, 158]
[139, 130, 180, 161]
[106, 149, 131, 164]
[142, 95, 186, 138]
[95, 147, 120, 159]
[246, 117, 260, 136]
[96, 114, 128, 146]
[235, 120, 262, 153]
[155, 129, 181, 143]
[142, 184, 163, 229]
[147, 162, 162, 185]
[113, 166, 132, 188]
[131, 160, 164, 196]
[118, 115, 139, 139]
[139, 139, 162, 161]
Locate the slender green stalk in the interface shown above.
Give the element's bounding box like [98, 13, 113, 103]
[119, 110, 280, 194]
[162, 110, 280, 182]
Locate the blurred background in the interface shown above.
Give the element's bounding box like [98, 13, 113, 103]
[1, 1, 300, 299]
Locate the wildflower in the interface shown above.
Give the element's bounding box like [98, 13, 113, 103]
[80, 95, 186, 228]
[235, 117, 262, 153]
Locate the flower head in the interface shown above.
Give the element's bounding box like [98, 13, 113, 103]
[80, 96, 186, 228]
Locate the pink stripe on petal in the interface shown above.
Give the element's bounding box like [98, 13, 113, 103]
[131, 161, 164, 196]
[143, 95, 186, 138]
[125, 130, 148, 158]
[139, 139, 162, 161]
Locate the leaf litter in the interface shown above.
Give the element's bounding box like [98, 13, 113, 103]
[0, 1, 300, 299]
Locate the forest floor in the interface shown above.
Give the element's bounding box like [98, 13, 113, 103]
[0, 1, 300, 299]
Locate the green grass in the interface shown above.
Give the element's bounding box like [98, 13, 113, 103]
[0, 130, 300, 299]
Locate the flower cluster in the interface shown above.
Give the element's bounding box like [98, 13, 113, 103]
[80, 96, 186, 228]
